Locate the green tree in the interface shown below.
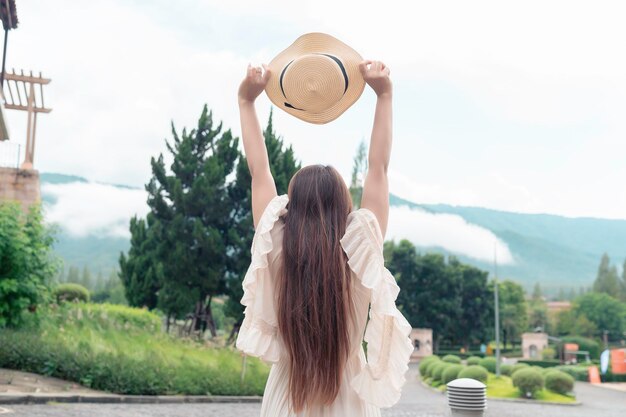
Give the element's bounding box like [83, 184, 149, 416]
[449, 258, 494, 349]
[498, 280, 528, 348]
[145, 105, 240, 337]
[67, 265, 80, 284]
[573, 292, 625, 340]
[0, 203, 59, 327]
[349, 140, 368, 208]
[224, 110, 300, 341]
[80, 265, 93, 290]
[119, 216, 161, 310]
[593, 253, 620, 296]
[387, 241, 461, 350]
[531, 283, 542, 301]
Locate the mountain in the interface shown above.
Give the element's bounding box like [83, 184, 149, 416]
[40, 173, 626, 293]
[390, 195, 625, 292]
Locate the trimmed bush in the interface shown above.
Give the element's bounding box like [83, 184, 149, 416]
[53, 284, 90, 303]
[478, 357, 497, 373]
[555, 365, 588, 381]
[419, 356, 439, 376]
[442, 354, 462, 364]
[511, 363, 530, 375]
[500, 364, 514, 376]
[442, 364, 464, 384]
[512, 368, 544, 398]
[544, 370, 574, 395]
[432, 362, 451, 382]
[466, 356, 481, 366]
[424, 358, 442, 378]
[458, 365, 488, 383]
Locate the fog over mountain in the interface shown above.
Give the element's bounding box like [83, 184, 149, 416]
[41, 173, 626, 293]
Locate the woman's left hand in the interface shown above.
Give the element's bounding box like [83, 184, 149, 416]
[238, 64, 271, 104]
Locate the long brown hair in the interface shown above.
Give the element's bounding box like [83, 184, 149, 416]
[277, 165, 354, 413]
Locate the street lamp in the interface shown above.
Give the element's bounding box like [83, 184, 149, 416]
[493, 243, 501, 377]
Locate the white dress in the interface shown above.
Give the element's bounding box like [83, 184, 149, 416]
[236, 195, 413, 416]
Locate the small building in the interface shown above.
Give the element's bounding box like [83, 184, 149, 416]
[410, 328, 433, 361]
[522, 332, 548, 359]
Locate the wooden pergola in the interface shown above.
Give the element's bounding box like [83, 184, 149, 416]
[2, 69, 52, 168]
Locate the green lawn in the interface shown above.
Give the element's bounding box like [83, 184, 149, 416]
[0, 303, 270, 395]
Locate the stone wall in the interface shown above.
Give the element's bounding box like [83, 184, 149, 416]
[0, 167, 41, 212]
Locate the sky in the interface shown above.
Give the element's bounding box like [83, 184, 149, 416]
[3, 1, 626, 263]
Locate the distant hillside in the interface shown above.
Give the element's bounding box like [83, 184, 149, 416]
[41, 173, 626, 292]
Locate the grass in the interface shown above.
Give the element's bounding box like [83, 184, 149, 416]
[0, 303, 270, 395]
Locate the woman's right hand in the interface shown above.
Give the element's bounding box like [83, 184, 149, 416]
[238, 64, 271, 104]
[359, 60, 392, 98]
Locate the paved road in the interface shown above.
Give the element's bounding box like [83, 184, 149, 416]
[3, 365, 625, 417]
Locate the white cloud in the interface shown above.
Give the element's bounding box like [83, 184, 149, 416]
[388, 205, 514, 264]
[4, 0, 626, 220]
[42, 182, 148, 238]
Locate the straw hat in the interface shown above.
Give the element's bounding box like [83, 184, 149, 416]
[265, 33, 365, 124]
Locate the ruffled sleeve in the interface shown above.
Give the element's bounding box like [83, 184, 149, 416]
[340, 208, 413, 408]
[235, 194, 289, 363]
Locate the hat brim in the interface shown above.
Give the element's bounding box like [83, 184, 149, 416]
[265, 33, 365, 125]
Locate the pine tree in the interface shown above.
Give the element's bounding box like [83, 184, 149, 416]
[224, 109, 301, 342]
[81, 266, 93, 290]
[67, 266, 80, 284]
[532, 283, 542, 300]
[349, 140, 368, 208]
[145, 105, 240, 337]
[593, 253, 620, 295]
[119, 215, 161, 310]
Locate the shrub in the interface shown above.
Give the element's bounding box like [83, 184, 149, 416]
[478, 357, 497, 373]
[511, 363, 529, 375]
[555, 365, 588, 381]
[512, 368, 544, 398]
[424, 358, 442, 378]
[53, 284, 90, 304]
[544, 370, 574, 395]
[442, 364, 464, 384]
[419, 356, 439, 375]
[432, 362, 451, 382]
[466, 356, 481, 366]
[458, 365, 488, 383]
[517, 359, 560, 368]
[542, 347, 556, 360]
[500, 364, 514, 376]
[442, 354, 462, 364]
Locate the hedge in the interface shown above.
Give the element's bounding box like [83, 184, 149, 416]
[442, 364, 464, 384]
[419, 356, 439, 376]
[53, 283, 90, 303]
[466, 356, 481, 366]
[478, 357, 497, 373]
[424, 358, 442, 378]
[555, 365, 588, 381]
[458, 365, 488, 383]
[500, 364, 513, 376]
[544, 370, 574, 395]
[432, 362, 451, 382]
[442, 355, 462, 364]
[517, 359, 560, 368]
[512, 368, 544, 398]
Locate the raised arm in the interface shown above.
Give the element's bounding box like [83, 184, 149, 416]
[238, 64, 278, 228]
[359, 60, 393, 238]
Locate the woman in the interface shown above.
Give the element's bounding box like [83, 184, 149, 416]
[236, 60, 412, 416]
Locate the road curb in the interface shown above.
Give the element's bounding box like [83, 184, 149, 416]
[0, 394, 263, 405]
